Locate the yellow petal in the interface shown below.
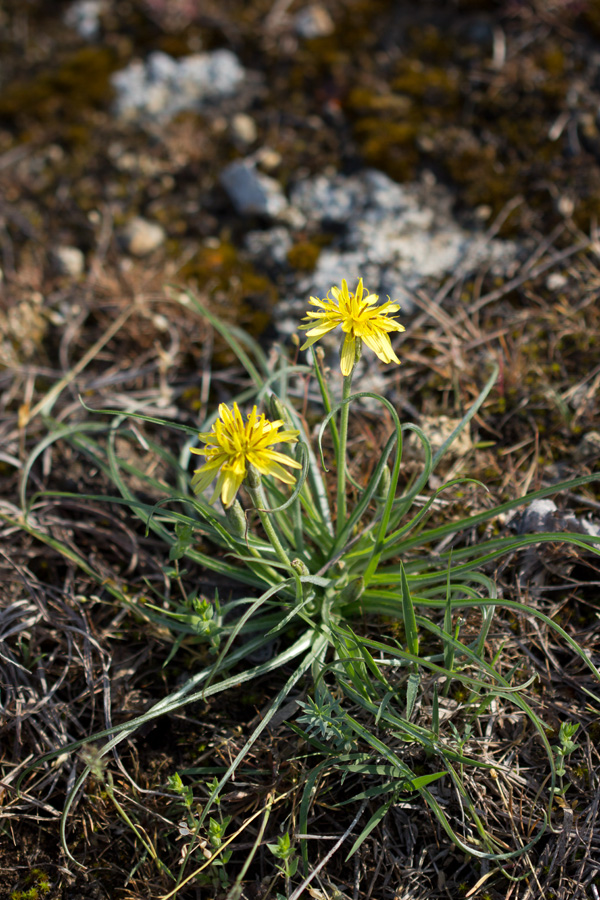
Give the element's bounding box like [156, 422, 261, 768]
[355, 277, 364, 304]
[219, 461, 245, 507]
[304, 321, 339, 338]
[340, 333, 356, 376]
[362, 331, 400, 365]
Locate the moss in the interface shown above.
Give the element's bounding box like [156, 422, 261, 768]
[358, 121, 421, 182]
[340, 17, 600, 235]
[0, 46, 117, 127]
[287, 240, 322, 271]
[391, 61, 460, 107]
[177, 242, 277, 338]
[10, 870, 51, 900]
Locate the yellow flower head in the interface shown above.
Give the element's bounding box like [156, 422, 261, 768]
[191, 402, 301, 507]
[299, 278, 405, 376]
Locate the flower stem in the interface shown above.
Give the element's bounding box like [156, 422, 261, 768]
[245, 470, 292, 573]
[336, 372, 353, 537]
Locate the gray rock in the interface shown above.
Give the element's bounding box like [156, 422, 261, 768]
[245, 227, 293, 266]
[112, 50, 245, 123]
[515, 499, 600, 537]
[288, 169, 519, 314]
[294, 5, 335, 38]
[120, 217, 166, 256]
[220, 161, 288, 218]
[576, 431, 600, 461]
[64, 0, 103, 40]
[51, 246, 85, 277]
[290, 173, 365, 225]
[512, 497, 600, 588]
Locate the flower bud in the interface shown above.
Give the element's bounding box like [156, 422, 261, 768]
[291, 558, 310, 577]
[375, 464, 391, 503]
[224, 498, 246, 536]
[268, 394, 294, 429]
[245, 462, 262, 489]
[354, 336, 363, 365]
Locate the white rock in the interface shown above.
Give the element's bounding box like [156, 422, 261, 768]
[231, 113, 258, 145]
[576, 431, 600, 461]
[120, 217, 166, 256]
[294, 5, 335, 38]
[51, 246, 85, 277]
[64, 0, 103, 40]
[255, 147, 282, 171]
[245, 227, 293, 266]
[546, 272, 568, 291]
[220, 161, 287, 217]
[288, 169, 519, 313]
[112, 49, 246, 123]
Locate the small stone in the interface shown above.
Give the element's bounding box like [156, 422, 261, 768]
[474, 204, 492, 221]
[294, 5, 335, 39]
[245, 227, 293, 266]
[275, 205, 307, 228]
[51, 246, 85, 277]
[220, 161, 287, 218]
[546, 272, 568, 291]
[64, 0, 103, 41]
[255, 147, 282, 171]
[231, 113, 258, 145]
[120, 217, 166, 256]
[557, 195, 574, 217]
[576, 431, 600, 461]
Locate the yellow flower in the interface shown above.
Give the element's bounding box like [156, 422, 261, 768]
[191, 402, 301, 507]
[299, 278, 405, 376]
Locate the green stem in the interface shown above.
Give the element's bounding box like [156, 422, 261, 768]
[336, 372, 353, 537]
[292, 447, 305, 555]
[311, 346, 340, 457]
[245, 472, 293, 572]
[106, 773, 173, 878]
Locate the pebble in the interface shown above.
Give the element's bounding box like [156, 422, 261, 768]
[64, 0, 103, 40]
[294, 5, 335, 39]
[255, 147, 282, 171]
[120, 217, 166, 256]
[220, 160, 288, 218]
[546, 272, 568, 291]
[245, 227, 293, 266]
[112, 49, 245, 123]
[576, 430, 600, 461]
[51, 246, 85, 277]
[231, 113, 258, 146]
[403, 415, 473, 464]
[514, 498, 600, 538]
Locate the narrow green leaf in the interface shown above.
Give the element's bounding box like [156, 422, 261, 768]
[406, 672, 420, 720]
[345, 800, 392, 861]
[400, 561, 419, 659]
[432, 683, 439, 737]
